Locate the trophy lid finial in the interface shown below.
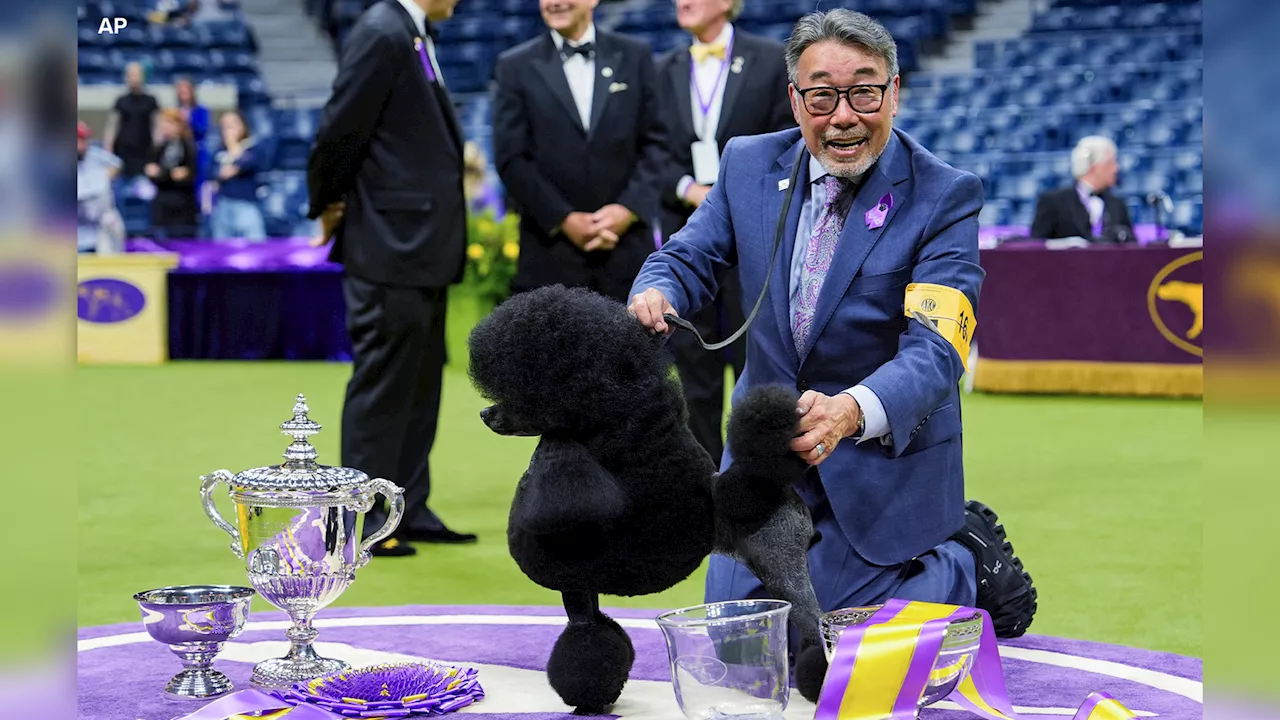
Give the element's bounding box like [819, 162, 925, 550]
[227, 393, 369, 494]
[280, 393, 321, 467]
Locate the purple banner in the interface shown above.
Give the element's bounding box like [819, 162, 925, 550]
[977, 244, 1202, 365]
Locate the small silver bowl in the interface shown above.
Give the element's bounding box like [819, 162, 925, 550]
[134, 584, 255, 699]
[820, 605, 982, 710]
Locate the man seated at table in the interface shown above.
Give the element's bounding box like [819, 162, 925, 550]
[1030, 136, 1134, 243]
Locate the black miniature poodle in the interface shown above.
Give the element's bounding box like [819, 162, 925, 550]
[468, 285, 830, 713]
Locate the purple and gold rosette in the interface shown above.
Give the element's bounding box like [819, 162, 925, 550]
[174, 662, 483, 720]
[274, 662, 484, 717]
[816, 599, 1138, 720]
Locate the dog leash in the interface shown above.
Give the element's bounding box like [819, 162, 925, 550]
[663, 147, 809, 351]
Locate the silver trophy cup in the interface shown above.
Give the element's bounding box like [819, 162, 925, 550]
[201, 394, 404, 689]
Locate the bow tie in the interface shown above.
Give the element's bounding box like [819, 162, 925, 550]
[562, 41, 594, 60]
[690, 40, 727, 63]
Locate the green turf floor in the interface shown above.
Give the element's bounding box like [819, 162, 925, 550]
[77, 361, 1201, 657]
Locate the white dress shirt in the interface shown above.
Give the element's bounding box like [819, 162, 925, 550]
[1076, 179, 1104, 230]
[789, 154, 889, 444]
[677, 23, 735, 201]
[550, 24, 597, 131]
[395, 0, 445, 87]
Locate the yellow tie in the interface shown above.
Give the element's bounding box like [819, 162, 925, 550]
[690, 40, 727, 63]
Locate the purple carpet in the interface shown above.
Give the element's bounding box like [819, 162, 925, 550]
[79, 604, 1201, 720]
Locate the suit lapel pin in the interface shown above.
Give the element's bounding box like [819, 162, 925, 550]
[865, 192, 893, 230]
[778, 178, 790, 191]
[609, 82, 628, 93]
[730, 56, 744, 74]
[601, 67, 614, 78]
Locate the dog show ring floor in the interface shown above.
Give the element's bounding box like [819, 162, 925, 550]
[78, 605, 1202, 720]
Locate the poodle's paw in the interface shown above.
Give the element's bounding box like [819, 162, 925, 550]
[547, 618, 635, 714]
[794, 643, 829, 703]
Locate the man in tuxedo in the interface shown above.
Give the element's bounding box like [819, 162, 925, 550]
[492, 0, 666, 303]
[1030, 135, 1134, 243]
[308, 0, 475, 557]
[630, 9, 1037, 638]
[657, 0, 793, 462]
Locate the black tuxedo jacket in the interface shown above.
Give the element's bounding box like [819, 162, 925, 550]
[655, 29, 793, 243]
[492, 29, 666, 294]
[307, 0, 466, 288]
[1030, 185, 1134, 243]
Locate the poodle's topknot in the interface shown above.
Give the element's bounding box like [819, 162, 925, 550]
[467, 285, 673, 432]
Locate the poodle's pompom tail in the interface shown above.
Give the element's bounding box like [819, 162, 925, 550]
[725, 384, 808, 486]
[547, 615, 635, 715]
[794, 643, 829, 703]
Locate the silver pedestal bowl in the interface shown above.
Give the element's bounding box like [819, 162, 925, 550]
[134, 584, 255, 699]
[819, 605, 983, 711]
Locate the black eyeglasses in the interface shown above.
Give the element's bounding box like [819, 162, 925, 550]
[794, 83, 891, 116]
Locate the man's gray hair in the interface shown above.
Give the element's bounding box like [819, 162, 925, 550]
[1070, 135, 1118, 178]
[785, 9, 899, 86]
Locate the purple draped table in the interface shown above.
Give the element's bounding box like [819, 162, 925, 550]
[973, 241, 1203, 397]
[125, 238, 351, 361]
[77, 604, 1202, 720]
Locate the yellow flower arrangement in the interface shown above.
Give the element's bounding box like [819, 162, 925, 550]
[463, 208, 521, 307]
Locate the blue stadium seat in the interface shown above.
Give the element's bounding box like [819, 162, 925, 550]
[258, 171, 311, 237]
[152, 24, 200, 48]
[205, 21, 254, 50]
[160, 49, 210, 74]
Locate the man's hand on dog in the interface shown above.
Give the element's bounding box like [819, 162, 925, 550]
[628, 288, 677, 336]
[792, 391, 862, 466]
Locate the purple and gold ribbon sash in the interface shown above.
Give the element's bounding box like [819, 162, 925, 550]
[815, 599, 1138, 720]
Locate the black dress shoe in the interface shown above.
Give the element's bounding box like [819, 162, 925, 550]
[404, 527, 478, 544]
[368, 537, 417, 557]
[950, 500, 1037, 638]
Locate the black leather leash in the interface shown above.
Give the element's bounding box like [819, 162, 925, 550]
[663, 147, 809, 351]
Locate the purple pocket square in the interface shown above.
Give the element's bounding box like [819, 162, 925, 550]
[865, 192, 893, 230]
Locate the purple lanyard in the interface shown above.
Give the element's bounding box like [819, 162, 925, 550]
[415, 36, 437, 83]
[690, 30, 734, 139]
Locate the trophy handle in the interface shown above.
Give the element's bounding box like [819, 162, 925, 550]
[200, 470, 244, 559]
[357, 478, 405, 568]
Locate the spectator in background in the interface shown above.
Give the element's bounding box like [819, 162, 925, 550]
[1030, 135, 1134, 243]
[175, 78, 210, 189]
[492, 0, 666, 303]
[145, 108, 199, 238]
[656, 0, 794, 463]
[77, 121, 125, 254]
[149, 0, 200, 26]
[104, 62, 159, 179]
[209, 110, 266, 241]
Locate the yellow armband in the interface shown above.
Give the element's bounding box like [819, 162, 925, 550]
[903, 283, 976, 370]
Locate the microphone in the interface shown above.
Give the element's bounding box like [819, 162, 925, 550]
[1147, 191, 1173, 242]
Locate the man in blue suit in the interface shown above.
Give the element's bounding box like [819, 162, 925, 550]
[630, 9, 1037, 637]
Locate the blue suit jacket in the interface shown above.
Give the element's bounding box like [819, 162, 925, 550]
[630, 127, 985, 566]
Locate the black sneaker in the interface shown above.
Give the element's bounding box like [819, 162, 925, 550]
[951, 501, 1037, 638]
